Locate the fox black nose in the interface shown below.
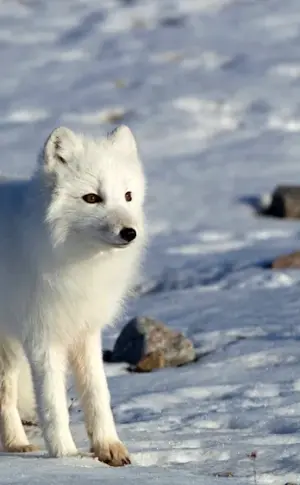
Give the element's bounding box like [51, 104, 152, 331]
[119, 227, 136, 243]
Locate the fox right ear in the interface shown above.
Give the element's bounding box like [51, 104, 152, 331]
[43, 126, 78, 173]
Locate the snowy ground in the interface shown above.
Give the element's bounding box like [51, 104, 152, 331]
[2, 0, 300, 483]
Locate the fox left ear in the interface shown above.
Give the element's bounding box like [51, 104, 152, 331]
[43, 126, 78, 173]
[108, 125, 138, 155]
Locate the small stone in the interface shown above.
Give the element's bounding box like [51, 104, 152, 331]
[271, 251, 300, 269]
[161, 51, 183, 63]
[103, 109, 129, 124]
[259, 185, 300, 219]
[114, 79, 126, 89]
[214, 471, 234, 478]
[160, 16, 186, 27]
[132, 18, 148, 29]
[109, 316, 196, 370]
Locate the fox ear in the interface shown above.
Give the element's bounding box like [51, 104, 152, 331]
[108, 125, 137, 155]
[43, 126, 78, 173]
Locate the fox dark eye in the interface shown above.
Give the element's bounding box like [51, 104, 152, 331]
[82, 193, 103, 204]
[125, 191, 132, 202]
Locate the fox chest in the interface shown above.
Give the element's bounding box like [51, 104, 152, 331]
[49, 259, 130, 332]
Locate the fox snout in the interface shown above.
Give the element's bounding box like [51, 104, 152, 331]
[100, 207, 141, 246]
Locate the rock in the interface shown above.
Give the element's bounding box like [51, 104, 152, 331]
[160, 16, 186, 27]
[102, 108, 133, 125]
[271, 251, 300, 269]
[108, 316, 197, 370]
[214, 471, 234, 478]
[134, 350, 165, 372]
[259, 185, 300, 219]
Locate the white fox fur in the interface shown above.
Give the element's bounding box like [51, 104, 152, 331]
[0, 125, 146, 466]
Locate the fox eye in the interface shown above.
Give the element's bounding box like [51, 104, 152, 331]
[82, 193, 103, 204]
[125, 191, 132, 202]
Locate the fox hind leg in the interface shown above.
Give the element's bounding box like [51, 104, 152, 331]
[0, 338, 38, 452]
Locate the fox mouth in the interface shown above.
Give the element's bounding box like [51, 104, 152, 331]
[98, 234, 136, 249]
[110, 241, 132, 248]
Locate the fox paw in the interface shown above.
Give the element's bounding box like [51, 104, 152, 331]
[92, 441, 131, 467]
[5, 444, 39, 453]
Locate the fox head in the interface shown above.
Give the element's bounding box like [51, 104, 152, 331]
[40, 125, 146, 252]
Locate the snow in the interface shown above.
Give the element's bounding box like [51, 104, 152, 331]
[2, 0, 300, 483]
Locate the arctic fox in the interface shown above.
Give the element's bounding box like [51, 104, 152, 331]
[0, 125, 146, 467]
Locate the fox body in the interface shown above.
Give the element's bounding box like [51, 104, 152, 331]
[0, 125, 146, 466]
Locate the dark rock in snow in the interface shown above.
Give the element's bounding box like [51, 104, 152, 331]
[106, 316, 196, 371]
[214, 471, 234, 478]
[271, 251, 300, 269]
[258, 185, 300, 219]
[160, 16, 186, 27]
